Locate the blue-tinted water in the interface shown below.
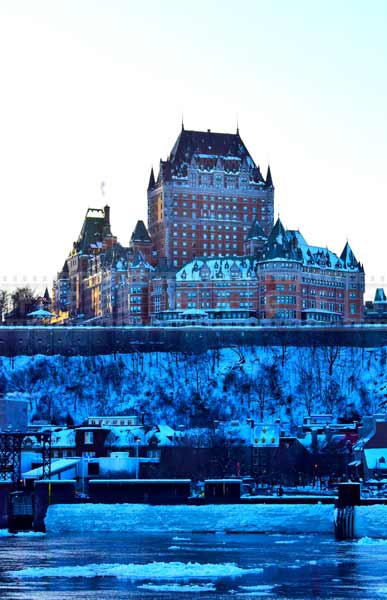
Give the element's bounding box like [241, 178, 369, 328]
[1, 531, 387, 599]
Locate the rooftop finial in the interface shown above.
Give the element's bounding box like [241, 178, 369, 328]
[236, 113, 239, 135]
[181, 114, 184, 131]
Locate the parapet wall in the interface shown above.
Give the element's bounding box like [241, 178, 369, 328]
[0, 325, 387, 356]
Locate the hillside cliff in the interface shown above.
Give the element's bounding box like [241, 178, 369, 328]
[0, 346, 386, 428]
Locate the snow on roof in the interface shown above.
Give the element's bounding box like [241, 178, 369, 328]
[298, 432, 326, 451]
[176, 257, 257, 282]
[302, 308, 342, 315]
[288, 230, 308, 246]
[205, 479, 242, 484]
[23, 458, 80, 479]
[106, 426, 145, 447]
[146, 424, 177, 446]
[27, 309, 54, 318]
[157, 424, 176, 436]
[35, 479, 77, 485]
[51, 429, 76, 447]
[295, 242, 344, 271]
[90, 479, 191, 484]
[182, 309, 208, 316]
[364, 449, 387, 469]
[217, 421, 251, 444]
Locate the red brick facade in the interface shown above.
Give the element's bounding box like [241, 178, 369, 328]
[170, 221, 364, 324]
[147, 128, 274, 268]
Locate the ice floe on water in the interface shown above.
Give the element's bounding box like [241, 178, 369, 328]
[358, 537, 387, 545]
[10, 561, 264, 580]
[0, 529, 45, 537]
[137, 583, 216, 592]
[240, 585, 276, 591]
[237, 585, 276, 598]
[356, 506, 387, 539]
[45, 503, 334, 534]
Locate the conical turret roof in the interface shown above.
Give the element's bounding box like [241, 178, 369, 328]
[147, 167, 156, 191]
[131, 220, 152, 243]
[340, 241, 360, 269]
[245, 218, 267, 241]
[264, 165, 274, 189]
[261, 218, 301, 261]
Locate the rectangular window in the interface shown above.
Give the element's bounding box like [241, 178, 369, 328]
[84, 431, 94, 445]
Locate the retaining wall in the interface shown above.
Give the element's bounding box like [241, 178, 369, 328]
[1, 325, 387, 356]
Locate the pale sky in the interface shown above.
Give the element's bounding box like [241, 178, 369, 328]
[0, 0, 386, 299]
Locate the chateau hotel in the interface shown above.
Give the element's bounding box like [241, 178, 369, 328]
[53, 126, 364, 325]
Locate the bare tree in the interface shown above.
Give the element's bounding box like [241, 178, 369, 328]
[323, 346, 341, 377]
[0, 289, 9, 321]
[11, 286, 38, 317]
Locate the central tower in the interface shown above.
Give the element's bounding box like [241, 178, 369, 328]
[147, 126, 274, 268]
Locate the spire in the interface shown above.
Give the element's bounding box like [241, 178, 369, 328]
[264, 165, 274, 189]
[147, 167, 155, 191]
[131, 220, 152, 244]
[375, 288, 387, 303]
[261, 217, 300, 261]
[181, 115, 184, 131]
[270, 217, 287, 245]
[340, 241, 359, 270]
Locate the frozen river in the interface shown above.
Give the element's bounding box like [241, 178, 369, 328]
[2, 530, 387, 599]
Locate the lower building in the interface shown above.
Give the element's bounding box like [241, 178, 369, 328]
[159, 218, 364, 325]
[364, 288, 387, 323]
[53, 207, 365, 326]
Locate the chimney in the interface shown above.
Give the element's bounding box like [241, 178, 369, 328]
[104, 205, 110, 226]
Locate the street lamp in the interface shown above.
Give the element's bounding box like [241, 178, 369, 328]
[134, 436, 141, 479]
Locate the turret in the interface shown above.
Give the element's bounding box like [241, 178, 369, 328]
[147, 167, 156, 191]
[264, 165, 274, 189]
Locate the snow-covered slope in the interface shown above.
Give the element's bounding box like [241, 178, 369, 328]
[0, 345, 386, 426]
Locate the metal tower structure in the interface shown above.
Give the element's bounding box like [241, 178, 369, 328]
[0, 431, 51, 488]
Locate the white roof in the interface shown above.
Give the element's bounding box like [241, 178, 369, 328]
[364, 449, 387, 469]
[27, 309, 54, 317]
[182, 309, 208, 316]
[105, 427, 145, 447]
[90, 479, 191, 484]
